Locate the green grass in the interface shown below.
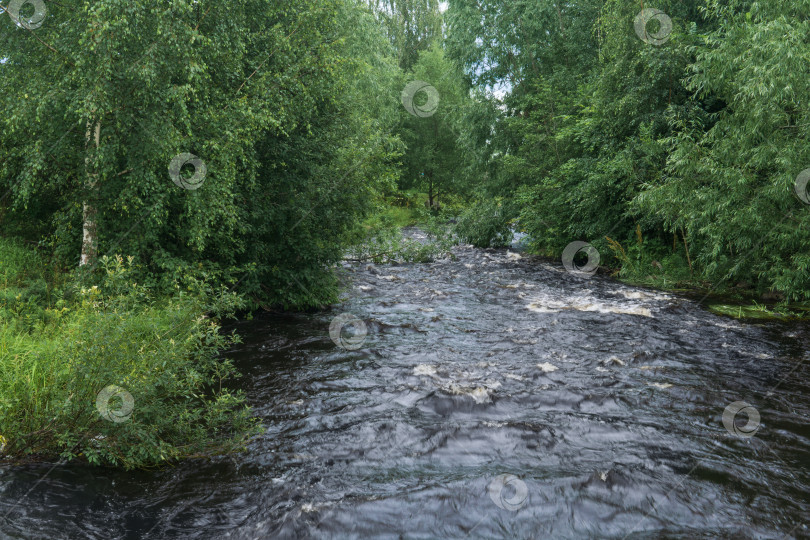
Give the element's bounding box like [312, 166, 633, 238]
[0, 240, 260, 469]
[706, 303, 790, 320]
[377, 204, 420, 228]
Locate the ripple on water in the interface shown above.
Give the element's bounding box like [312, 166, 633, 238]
[2, 242, 808, 539]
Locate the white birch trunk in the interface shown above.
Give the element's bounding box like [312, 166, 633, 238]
[80, 120, 101, 266]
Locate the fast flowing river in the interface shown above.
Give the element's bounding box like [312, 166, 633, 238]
[1, 239, 808, 538]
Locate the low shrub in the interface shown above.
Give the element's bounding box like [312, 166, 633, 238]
[454, 199, 514, 248]
[0, 251, 260, 470]
[347, 213, 456, 264]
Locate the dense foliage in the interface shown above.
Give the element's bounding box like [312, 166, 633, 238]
[398, 44, 470, 208]
[0, 240, 258, 469]
[447, 0, 810, 300]
[368, 0, 442, 71]
[0, 0, 402, 309]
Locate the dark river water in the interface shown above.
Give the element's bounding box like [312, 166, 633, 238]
[1, 238, 809, 538]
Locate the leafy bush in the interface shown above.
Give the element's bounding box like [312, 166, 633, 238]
[454, 199, 514, 248]
[0, 253, 259, 470]
[605, 227, 695, 288]
[347, 214, 456, 263]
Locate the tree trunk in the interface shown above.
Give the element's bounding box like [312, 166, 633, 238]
[681, 226, 693, 278]
[427, 114, 438, 210]
[80, 120, 101, 266]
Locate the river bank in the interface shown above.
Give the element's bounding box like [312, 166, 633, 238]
[506, 230, 810, 321]
[0, 237, 260, 470]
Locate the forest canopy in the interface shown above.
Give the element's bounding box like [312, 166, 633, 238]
[447, 0, 810, 301]
[0, 0, 405, 308]
[2, 0, 810, 304]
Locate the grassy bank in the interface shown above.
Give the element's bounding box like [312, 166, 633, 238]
[0, 238, 260, 470]
[590, 232, 809, 320]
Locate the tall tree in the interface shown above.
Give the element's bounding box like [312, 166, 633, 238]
[0, 0, 401, 307]
[399, 44, 469, 209]
[635, 0, 810, 298]
[445, 0, 603, 202]
[367, 0, 443, 71]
